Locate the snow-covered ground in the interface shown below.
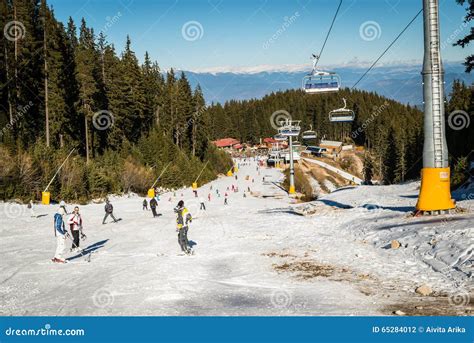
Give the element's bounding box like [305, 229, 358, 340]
[0, 159, 472, 316]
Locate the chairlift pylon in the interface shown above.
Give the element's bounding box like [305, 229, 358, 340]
[328, 98, 355, 123]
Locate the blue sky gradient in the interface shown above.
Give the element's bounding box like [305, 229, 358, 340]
[48, 0, 470, 71]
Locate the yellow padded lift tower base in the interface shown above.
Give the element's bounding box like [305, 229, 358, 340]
[416, 167, 455, 211]
[192, 182, 198, 190]
[147, 188, 155, 198]
[289, 185, 296, 195]
[41, 192, 50, 205]
[227, 170, 233, 177]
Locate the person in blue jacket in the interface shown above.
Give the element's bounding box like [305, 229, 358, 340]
[53, 210, 69, 263]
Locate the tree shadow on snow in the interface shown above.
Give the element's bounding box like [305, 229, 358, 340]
[188, 240, 197, 247]
[67, 239, 109, 261]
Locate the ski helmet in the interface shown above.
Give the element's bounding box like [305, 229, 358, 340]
[177, 200, 184, 208]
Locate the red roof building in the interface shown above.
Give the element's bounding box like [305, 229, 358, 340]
[212, 138, 240, 148]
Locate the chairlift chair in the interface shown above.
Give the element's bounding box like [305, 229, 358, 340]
[328, 98, 355, 123]
[302, 125, 317, 140]
[274, 133, 287, 141]
[303, 54, 340, 94]
[292, 140, 301, 147]
[303, 71, 341, 94]
[279, 120, 301, 137]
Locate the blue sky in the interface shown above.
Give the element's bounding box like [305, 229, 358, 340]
[48, 0, 470, 72]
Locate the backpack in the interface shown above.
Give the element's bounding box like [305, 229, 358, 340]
[54, 213, 65, 235]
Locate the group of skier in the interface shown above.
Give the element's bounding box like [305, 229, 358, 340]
[52, 202, 86, 263]
[51, 157, 253, 261]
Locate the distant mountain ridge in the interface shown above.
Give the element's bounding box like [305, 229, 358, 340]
[182, 61, 473, 105]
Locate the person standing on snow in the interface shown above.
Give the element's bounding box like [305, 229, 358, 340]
[142, 198, 148, 211]
[224, 192, 229, 205]
[102, 199, 118, 224]
[174, 200, 193, 255]
[67, 206, 84, 252]
[59, 200, 68, 215]
[150, 197, 159, 217]
[52, 209, 69, 263]
[199, 196, 206, 210]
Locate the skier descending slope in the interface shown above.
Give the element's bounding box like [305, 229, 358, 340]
[174, 200, 193, 255]
[52, 209, 68, 263]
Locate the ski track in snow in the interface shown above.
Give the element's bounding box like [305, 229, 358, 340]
[0, 160, 473, 316]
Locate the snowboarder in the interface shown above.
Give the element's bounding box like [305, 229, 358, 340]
[199, 196, 206, 210]
[67, 206, 84, 252]
[175, 200, 193, 255]
[150, 197, 159, 217]
[102, 199, 118, 224]
[143, 198, 148, 210]
[52, 209, 68, 263]
[224, 192, 228, 205]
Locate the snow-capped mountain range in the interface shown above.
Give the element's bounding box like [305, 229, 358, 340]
[181, 61, 472, 105]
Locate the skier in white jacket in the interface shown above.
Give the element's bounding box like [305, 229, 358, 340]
[67, 206, 84, 252]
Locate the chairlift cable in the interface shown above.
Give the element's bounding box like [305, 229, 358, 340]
[314, 0, 343, 69]
[351, 9, 423, 90]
